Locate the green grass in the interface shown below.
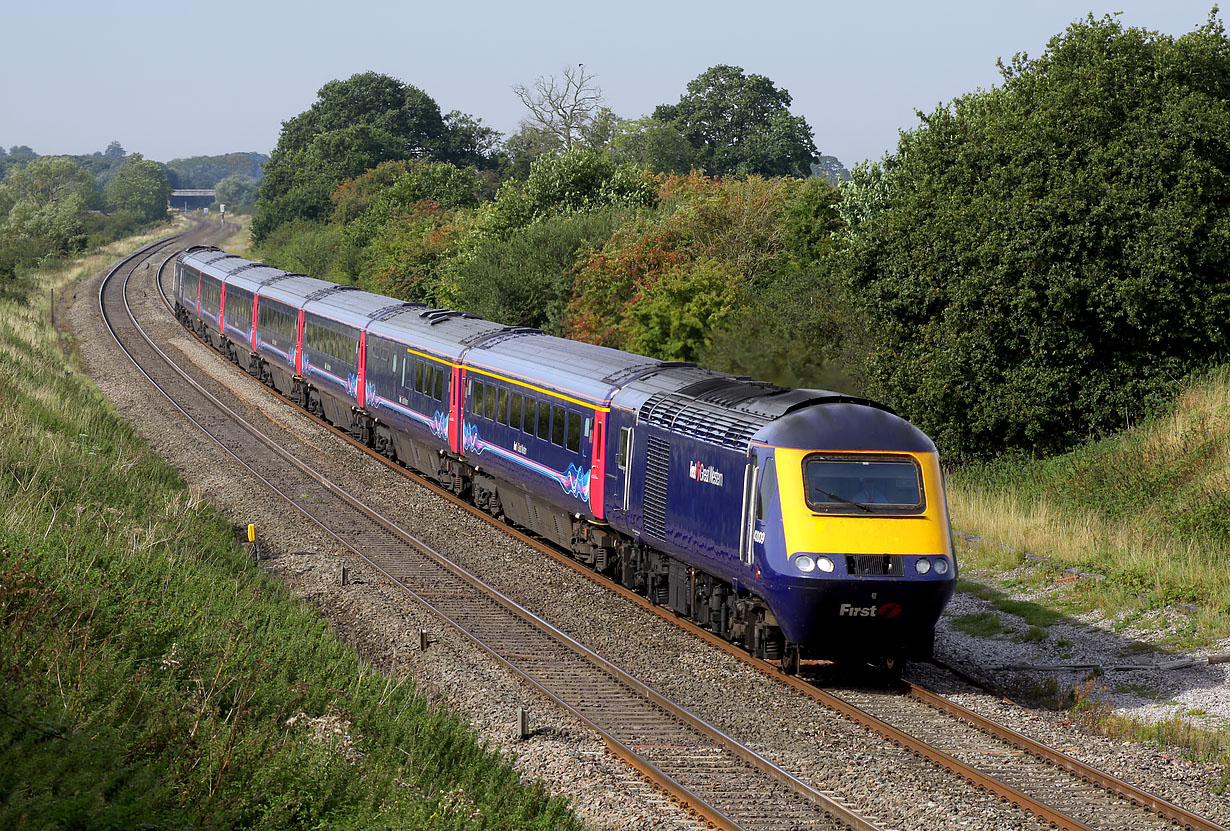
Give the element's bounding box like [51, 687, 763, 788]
[948, 367, 1230, 648]
[0, 238, 583, 829]
[950, 611, 1003, 638]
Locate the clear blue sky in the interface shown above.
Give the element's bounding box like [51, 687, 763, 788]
[0, 1, 1220, 168]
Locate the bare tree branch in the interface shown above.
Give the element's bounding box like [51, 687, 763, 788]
[513, 65, 604, 151]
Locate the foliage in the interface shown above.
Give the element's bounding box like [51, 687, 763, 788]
[103, 154, 171, 223]
[810, 155, 851, 184]
[3, 156, 95, 209]
[568, 173, 799, 358]
[258, 219, 344, 281]
[653, 65, 819, 177]
[253, 125, 405, 240]
[438, 110, 504, 170]
[450, 209, 625, 333]
[521, 146, 657, 216]
[622, 257, 739, 361]
[166, 151, 267, 189]
[0, 157, 96, 277]
[464, 147, 657, 253]
[213, 174, 259, 212]
[254, 72, 475, 242]
[359, 203, 472, 303]
[836, 12, 1230, 460]
[278, 72, 450, 161]
[0, 249, 584, 830]
[701, 265, 862, 391]
[501, 124, 562, 181]
[334, 160, 484, 283]
[607, 117, 698, 174]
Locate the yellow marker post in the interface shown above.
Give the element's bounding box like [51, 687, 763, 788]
[247, 524, 256, 543]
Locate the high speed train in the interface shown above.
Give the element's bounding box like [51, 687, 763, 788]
[175, 246, 956, 672]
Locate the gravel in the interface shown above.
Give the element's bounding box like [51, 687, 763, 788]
[66, 230, 1228, 829]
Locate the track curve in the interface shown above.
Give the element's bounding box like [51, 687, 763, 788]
[98, 237, 883, 831]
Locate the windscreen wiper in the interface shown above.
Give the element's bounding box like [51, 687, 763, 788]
[812, 488, 873, 512]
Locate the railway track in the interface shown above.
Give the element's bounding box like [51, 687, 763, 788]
[96, 235, 1226, 831]
[100, 236, 880, 831]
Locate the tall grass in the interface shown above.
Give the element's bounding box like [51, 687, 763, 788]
[948, 367, 1230, 645]
[0, 235, 582, 829]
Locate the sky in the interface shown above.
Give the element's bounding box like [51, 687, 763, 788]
[0, 1, 1221, 169]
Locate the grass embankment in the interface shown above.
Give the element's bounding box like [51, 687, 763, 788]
[946, 369, 1230, 787]
[949, 365, 1230, 648]
[0, 233, 581, 828]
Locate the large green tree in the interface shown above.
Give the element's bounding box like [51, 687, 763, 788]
[253, 72, 487, 242]
[103, 154, 170, 223]
[838, 12, 1230, 460]
[653, 65, 818, 177]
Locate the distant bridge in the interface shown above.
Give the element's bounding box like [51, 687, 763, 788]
[170, 189, 216, 210]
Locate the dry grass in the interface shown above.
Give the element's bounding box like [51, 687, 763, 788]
[948, 367, 1230, 646]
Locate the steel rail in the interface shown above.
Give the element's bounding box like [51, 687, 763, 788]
[99, 243, 884, 831]
[907, 684, 1226, 831]
[148, 246, 1226, 831]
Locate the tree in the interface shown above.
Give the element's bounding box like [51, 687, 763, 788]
[607, 117, 697, 174]
[653, 65, 819, 177]
[438, 111, 504, 170]
[103, 154, 170, 223]
[254, 72, 458, 242]
[4, 157, 95, 209]
[502, 123, 562, 180]
[277, 72, 450, 161]
[103, 141, 125, 159]
[837, 12, 1230, 460]
[513, 65, 605, 152]
[167, 152, 267, 188]
[254, 124, 405, 240]
[213, 175, 259, 211]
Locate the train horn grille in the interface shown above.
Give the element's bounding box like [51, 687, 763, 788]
[845, 554, 905, 577]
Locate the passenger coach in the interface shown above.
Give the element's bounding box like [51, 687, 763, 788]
[174, 246, 956, 672]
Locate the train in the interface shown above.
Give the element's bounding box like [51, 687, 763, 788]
[173, 245, 956, 673]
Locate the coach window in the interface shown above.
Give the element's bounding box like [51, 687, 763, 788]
[435, 366, 446, 401]
[536, 400, 550, 440]
[566, 411, 582, 453]
[509, 392, 523, 430]
[483, 382, 497, 419]
[496, 388, 509, 424]
[415, 362, 426, 394]
[551, 405, 565, 446]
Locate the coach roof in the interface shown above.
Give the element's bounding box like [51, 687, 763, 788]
[462, 329, 680, 408]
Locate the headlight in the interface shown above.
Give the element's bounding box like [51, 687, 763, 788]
[816, 556, 835, 573]
[915, 557, 932, 574]
[795, 555, 816, 573]
[934, 558, 950, 575]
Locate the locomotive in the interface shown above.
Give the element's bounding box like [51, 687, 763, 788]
[174, 246, 956, 672]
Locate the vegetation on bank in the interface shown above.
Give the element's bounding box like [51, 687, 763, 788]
[950, 366, 1230, 648]
[0, 235, 582, 829]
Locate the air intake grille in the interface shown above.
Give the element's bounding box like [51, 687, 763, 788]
[643, 437, 670, 538]
[845, 554, 905, 577]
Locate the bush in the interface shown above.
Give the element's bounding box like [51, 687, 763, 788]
[450, 209, 624, 333]
[836, 13, 1230, 460]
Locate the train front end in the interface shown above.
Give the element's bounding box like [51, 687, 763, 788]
[750, 402, 956, 665]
